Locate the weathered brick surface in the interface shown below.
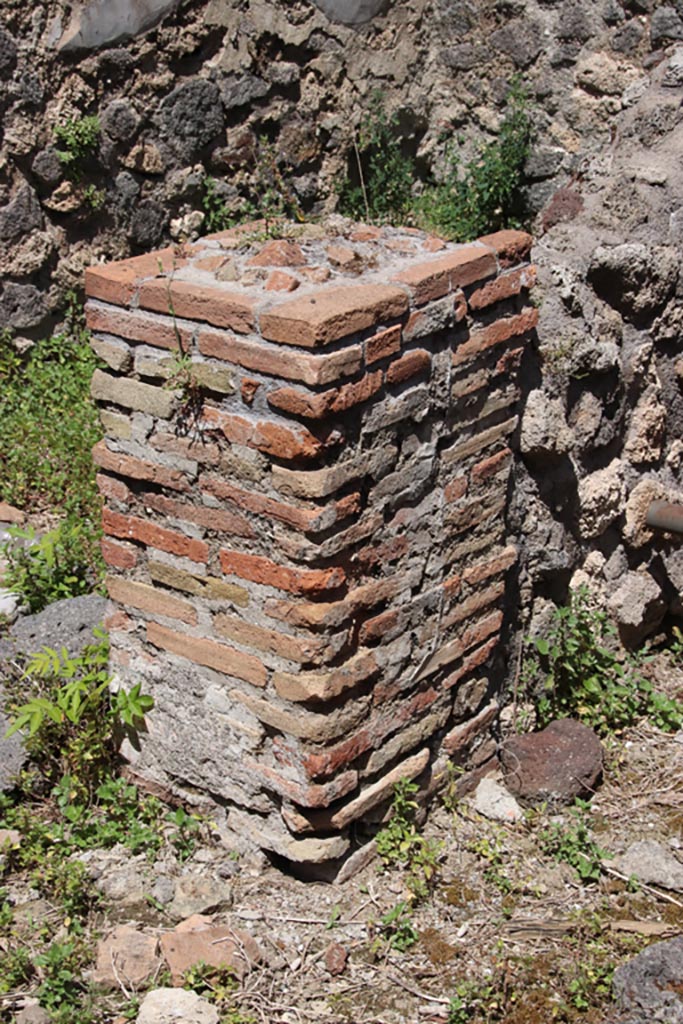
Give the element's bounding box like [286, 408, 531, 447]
[86, 222, 534, 871]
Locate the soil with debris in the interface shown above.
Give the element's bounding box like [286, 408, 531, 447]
[3, 649, 683, 1024]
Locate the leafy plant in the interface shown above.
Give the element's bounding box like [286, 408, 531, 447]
[468, 833, 513, 895]
[338, 92, 415, 224]
[202, 176, 233, 233]
[2, 521, 102, 613]
[35, 938, 90, 1012]
[417, 81, 532, 241]
[54, 115, 100, 179]
[375, 901, 418, 952]
[530, 586, 683, 734]
[5, 630, 153, 797]
[538, 799, 607, 884]
[375, 778, 441, 900]
[0, 294, 103, 531]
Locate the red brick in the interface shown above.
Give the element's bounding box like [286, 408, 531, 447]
[444, 637, 500, 691]
[350, 226, 381, 242]
[365, 325, 402, 366]
[326, 244, 360, 267]
[243, 760, 357, 809]
[102, 509, 209, 563]
[273, 649, 378, 702]
[103, 608, 133, 632]
[96, 472, 130, 504]
[266, 371, 384, 421]
[247, 239, 306, 267]
[140, 491, 254, 538]
[213, 613, 332, 665]
[101, 537, 138, 569]
[358, 608, 400, 645]
[386, 349, 430, 386]
[199, 473, 356, 534]
[263, 569, 416, 632]
[443, 572, 461, 599]
[220, 550, 346, 596]
[478, 229, 533, 266]
[147, 621, 267, 686]
[354, 535, 409, 572]
[198, 328, 362, 386]
[259, 285, 409, 348]
[84, 247, 184, 306]
[106, 576, 198, 624]
[462, 609, 503, 650]
[265, 270, 300, 292]
[468, 265, 537, 310]
[302, 731, 373, 780]
[86, 303, 194, 351]
[452, 307, 539, 367]
[241, 378, 260, 405]
[495, 346, 525, 374]
[301, 266, 331, 283]
[422, 236, 446, 252]
[441, 699, 498, 756]
[199, 407, 324, 462]
[392, 245, 496, 304]
[149, 432, 221, 465]
[138, 278, 255, 334]
[442, 581, 505, 631]
[444, 475, 468, 502]
[471, 447, 512, 483]
[463, 546, 517, 586]
[92, 441, 192, 493]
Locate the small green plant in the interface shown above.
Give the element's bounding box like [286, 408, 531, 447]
[82, 183, 106, 210]
[375, 778, 441, 900]
[183, 960, 256, 1022]
[54, 115, 100, 179]
[468, 833, 513, 895]
[2, 521, 102, 613]
[166, 805, 203, 862]
[374, 901, 419, 952]
[417, 82, 532, 241]
[530, 586, 683, 734]
[538, 799, 607, 884]
[5, 630, 153, 797]
[35, 938, 90, 1012]
[202, 176, 232, 233]
[338, 92, 415, 224]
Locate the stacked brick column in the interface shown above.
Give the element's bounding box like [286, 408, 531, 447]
[85, 222, 536, 872]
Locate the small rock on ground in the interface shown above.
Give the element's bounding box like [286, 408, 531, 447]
[500, 718, 603, 804]
[612, 839, 683, 891]
[160, 914, 262, 984]
[92, 925, 160, 990]
[471, 777, 524, 822]
[612, 935, 683, 1023]
[136, 988, 219, 1024]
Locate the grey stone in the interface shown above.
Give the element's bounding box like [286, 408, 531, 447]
[0, 283, 47, 330]
[160, 79, 223, 158]
[15, 72, 44, 109]
[0, 28, 17, 79]
[220, 73, 270, 111]
[577, 459, 625, 539]
[613, 935, 683, 1022]
[607, 571, 665, 646]
[128, 199, 167, 248]
[491, 19, 543, 67]
[500, 719, 603, 805]
[168, 874, 233, 920]
[651, 6, 683, 46]
[525, 147, 566, 181]
[267, 62, 300, 87]
[588, 244, 678, 324]
[559, 3, 595, 41]
[31, 148, 63, 187]
[7, 594, 107, 658]
[136, 987, 219, 1024]
[520, 389, 573, 458]
[0, 185, 43, 243]
[612, 20, 645, 53]
[0, 682, 28, 792]
[14, 1002, 50, 1024]
[663, 47, 683, 87]
[57, 0, 180, 52]
[101, 99, 140, 142]
[613, 840, 683, 890]
[472, 777, 523, 822]
[441, 43, 482, 70]
[0, 589, 20, 624]
[312, 0, 390, 24]
[113, 171, 141, 209]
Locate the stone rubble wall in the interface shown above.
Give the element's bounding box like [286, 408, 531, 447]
[86, 222, 535, 870]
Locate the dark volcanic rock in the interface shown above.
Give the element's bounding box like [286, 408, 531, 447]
[5, 594, 108, 659]
[500, 718, 603, 804]
[160, 79, 223, 159]
[612, 936, 683, 1023]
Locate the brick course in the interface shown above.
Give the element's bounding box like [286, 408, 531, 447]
[86, 221, 535, 872]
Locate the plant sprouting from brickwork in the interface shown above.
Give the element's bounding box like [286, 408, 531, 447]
[54, 115, 100, 180]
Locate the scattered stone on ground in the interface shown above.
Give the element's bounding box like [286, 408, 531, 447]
[135, 987, 219, 1024]
[612, 839, 683, 891]
[471, 776, 524, 823]
[499, 718, 604, 804]
[0, 681, 28, 792]
[2, 592, 108, 658]
[159, 913, 263, 984]
[612, 935, 683, 1024]
[92, 924, 161, 990]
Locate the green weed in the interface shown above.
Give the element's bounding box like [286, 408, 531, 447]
[202, 176, 233, 233]
[375, 778, 441, 900]
[374, 901, 419, 952]
[54, 115, 100, 180]
[531, 587, 683, 735]
[538, 799, 607, 884]
[2, 521, 102, 613]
